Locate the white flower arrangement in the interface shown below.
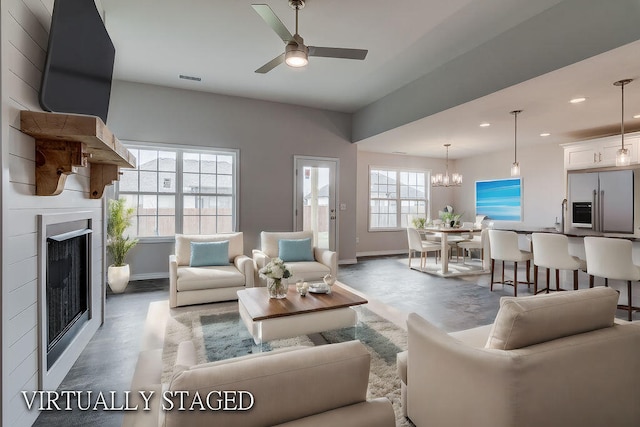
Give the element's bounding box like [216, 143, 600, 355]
[259, 257, 292, 281]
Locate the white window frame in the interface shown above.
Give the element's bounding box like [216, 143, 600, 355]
[117, 141, 239, 242]
[368, 166, 430, 231]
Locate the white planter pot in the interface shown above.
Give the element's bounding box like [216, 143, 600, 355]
[108, 264, 130, 293]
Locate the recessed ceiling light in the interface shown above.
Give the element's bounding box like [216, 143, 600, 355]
[540, 133, 551, 137]
[479, 123, 491, 127]
[392, 151, 407, 155]
[634, 114, 640, 119]
[569, 97, 586, 104]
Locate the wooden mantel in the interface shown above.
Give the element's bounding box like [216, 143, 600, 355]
[19, 111, 136, 199]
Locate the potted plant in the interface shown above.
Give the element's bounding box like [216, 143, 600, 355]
[106, 198, 138, 293]
[439, 210, 463, 228]
[411, 216, 427, 229]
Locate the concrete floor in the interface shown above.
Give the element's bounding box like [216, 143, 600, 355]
[32, 254, 611, 426]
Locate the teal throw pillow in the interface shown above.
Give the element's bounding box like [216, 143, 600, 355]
[189, 240, 230, 267]
[279, 238, 314, 262]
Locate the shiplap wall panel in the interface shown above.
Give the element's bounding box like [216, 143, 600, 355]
[9, 371, 38, 427]
[6, 210, 37, 236]
[7, 42, 41, 90]
[5, 255, 37, 291]
[9, 154, 35, 185]
[7, 280, 37, 319]
[6, 327, 37, 376]
[2, 1, 107, 425]
[8, 125, 36, 160]
[6, 303, 37, 347]
[7, 350, 38, 411]
[6, 13, 46, 68]
[5, 233, 37, 265]
[6, 69, 40, 110]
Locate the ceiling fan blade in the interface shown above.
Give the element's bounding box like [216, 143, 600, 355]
[251, 4, 293, 44]
[308, 46, 368, 60]
[255, 53, 285, 74]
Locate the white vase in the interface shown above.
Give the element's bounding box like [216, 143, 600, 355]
[108, 264, 130, 293]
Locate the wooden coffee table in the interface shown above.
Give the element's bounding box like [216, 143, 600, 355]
[237, 282, 368, 344]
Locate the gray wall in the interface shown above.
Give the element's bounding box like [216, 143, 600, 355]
[107, 81, 357, 277]
[454, 142, 566, 228]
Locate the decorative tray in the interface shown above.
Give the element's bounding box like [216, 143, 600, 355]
[308, 283, 330, 294]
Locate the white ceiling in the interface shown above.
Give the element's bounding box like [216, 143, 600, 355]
[100, 0, 640, 159]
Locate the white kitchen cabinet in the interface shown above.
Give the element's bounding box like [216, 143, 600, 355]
[563, 134, 639, 170]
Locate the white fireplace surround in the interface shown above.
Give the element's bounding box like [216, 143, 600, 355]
[38, 211, 96, 390]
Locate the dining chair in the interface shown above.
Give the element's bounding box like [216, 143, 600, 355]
[407, 227, 441, 271]
[531, 232, 585, 294]
[584, 236, 640, 321]
[458, 228, 488, 265]
[488, 230, 532, 296]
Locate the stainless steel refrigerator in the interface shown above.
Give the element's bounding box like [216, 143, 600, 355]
[568, 169, 634, 233]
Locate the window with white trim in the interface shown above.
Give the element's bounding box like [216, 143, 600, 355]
[369, 168, 429, 230]
[118, 145, 238, 238]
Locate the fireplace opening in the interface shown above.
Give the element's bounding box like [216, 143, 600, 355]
[46, 225, 92, 369]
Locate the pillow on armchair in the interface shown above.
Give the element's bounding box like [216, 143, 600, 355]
[189, 240, 230, 267]
[279, 238, 314, 262]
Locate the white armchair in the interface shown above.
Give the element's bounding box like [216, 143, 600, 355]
[252, 231, 337, 285]
[169, 233, 254, 308]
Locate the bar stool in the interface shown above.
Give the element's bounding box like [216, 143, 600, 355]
[584, 237, 640, 321]
[488, 230, 532, 296]
[531, 233, 586, 294]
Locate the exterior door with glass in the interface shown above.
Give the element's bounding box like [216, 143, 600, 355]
[294, 156, 338, 251]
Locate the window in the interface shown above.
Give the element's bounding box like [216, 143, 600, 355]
[369, 168, 428, 230]
[118, 145, 238, 238]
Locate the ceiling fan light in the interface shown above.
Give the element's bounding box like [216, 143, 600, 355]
[285, 43, 308, 67]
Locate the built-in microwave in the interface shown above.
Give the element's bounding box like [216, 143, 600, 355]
[572, 202, 592, 228]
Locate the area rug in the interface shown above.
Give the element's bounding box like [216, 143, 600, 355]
[162, 302, 411, 426]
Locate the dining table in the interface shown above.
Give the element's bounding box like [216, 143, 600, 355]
[420, 226, 485, 276]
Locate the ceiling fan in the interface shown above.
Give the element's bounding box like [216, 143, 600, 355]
[252, 0, 368, 73]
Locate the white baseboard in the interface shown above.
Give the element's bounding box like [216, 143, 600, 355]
[356, 250, 407, 258]
[338, 259, 358, 265]
[130, 272, 169, 281]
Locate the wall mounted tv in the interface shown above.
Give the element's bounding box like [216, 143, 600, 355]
[39, 0, 115, 124]
[475, 178, 523, 221]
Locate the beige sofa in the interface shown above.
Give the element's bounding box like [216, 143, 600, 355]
[169, 233, 254, 307]
[126, 340, 395, 427]
[252, 231, 337, 285]
[397, 287, 640, 427]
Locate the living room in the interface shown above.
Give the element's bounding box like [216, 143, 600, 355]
[3, 1, 640, 426]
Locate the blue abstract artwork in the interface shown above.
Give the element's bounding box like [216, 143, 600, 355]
[475, 178, 522, 221]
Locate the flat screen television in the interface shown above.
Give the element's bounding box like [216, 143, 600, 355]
[39, 0, 115, 124]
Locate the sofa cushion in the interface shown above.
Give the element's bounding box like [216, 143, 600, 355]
[189, 240, 229, 267]
[279, 238, 314, 262]
[287, 261, 331, 282]
[175, 233, 243, 266]
[485, 286, 618, 350]
[177, 265, 246, 291]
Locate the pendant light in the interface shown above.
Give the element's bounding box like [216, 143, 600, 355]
[510, 110, 522, 177]
[614, 79, 633, 167]
[431, 144, 462, 187]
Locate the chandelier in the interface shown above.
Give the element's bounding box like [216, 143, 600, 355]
[431, 144, 462, 187]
